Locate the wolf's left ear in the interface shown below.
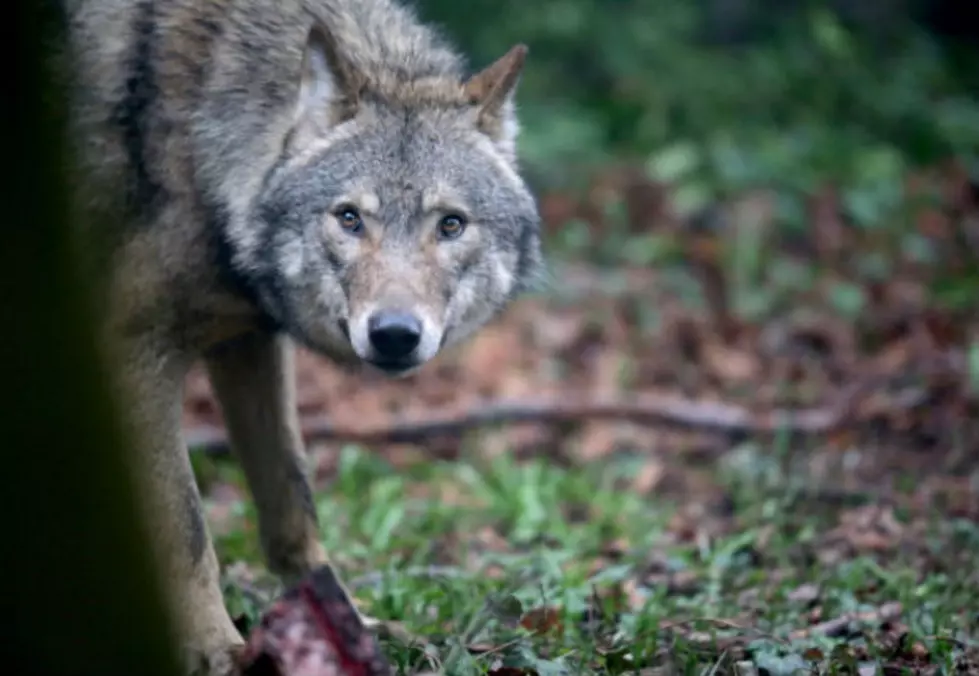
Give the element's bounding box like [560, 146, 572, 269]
[463, 44, 528, 157]
[293, 23, 363, 138]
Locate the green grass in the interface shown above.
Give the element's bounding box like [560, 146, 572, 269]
[198, 443, 979, 675]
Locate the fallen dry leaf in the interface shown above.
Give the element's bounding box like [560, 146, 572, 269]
[519, 606, 564, 637]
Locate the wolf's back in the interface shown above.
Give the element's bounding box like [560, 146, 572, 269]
[63, 0, 465, 117]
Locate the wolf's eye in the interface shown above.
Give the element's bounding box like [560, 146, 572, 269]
[335, 206, 363, 234]
[437, 214, 467, 240]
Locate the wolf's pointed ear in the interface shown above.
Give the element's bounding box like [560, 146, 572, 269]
[463, 44, 528, 156]
[294, 23, 362, 136]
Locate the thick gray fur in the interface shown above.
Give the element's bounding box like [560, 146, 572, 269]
[59, 0, 542, 673]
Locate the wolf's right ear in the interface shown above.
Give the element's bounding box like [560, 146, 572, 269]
[293, 23, 363, 137]
[463, 44, 528, 158]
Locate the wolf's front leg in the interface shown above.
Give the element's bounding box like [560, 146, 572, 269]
[117, 338, 244, 676]
[204, 331, 327, 581]
[203, 332, 369, 614]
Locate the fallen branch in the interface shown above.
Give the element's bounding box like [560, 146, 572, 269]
[184, 391, 854, 454]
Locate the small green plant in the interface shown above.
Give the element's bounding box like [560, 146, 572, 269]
[201, 445, 978, 675]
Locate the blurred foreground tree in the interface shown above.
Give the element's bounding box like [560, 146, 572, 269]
[1, 4, 182, 675]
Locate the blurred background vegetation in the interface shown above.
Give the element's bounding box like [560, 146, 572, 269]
[424, 0, 979, 184]
[418, 0, 979, 320]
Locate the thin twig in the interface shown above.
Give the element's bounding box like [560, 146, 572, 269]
[787, 602, 903, 641]
[649, 603, 903, 649]
[184, 391, 855, 454]
[658, 617, 753, 633]
[656, 617, 784, 646]
[346, 565, 469, 592]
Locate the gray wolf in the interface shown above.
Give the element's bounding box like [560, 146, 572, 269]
[58, 0, 543, 672]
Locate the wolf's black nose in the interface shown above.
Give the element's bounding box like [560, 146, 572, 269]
[367, 311, 422, 360]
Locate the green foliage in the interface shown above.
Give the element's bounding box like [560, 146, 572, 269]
[206, 445, 979, 675]
[419, 0, 978, 187]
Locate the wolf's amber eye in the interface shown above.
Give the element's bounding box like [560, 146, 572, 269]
[335, 207, 363, 234]
[437, 214, 467, 240]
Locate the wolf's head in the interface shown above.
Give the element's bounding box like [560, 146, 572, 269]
[247, 23, 542, 375]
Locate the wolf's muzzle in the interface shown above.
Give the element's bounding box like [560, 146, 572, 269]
[367, 310, 422, 364]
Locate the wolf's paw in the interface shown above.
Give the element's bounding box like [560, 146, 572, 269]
[185, 642, 245, 676]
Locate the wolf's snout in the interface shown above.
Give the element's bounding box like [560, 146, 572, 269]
[367, 310, 422, 361]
